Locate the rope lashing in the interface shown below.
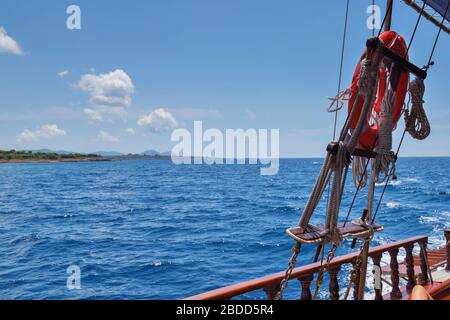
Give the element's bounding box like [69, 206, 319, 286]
[357, 58, 372, 97]
[352, 156, 368, 189]
[405, 77, 431, 140]
[327, 106, 350, 244]
[327, 88, 351, 113]
[374, 152, 396, 183]
[373, 91, 397, 183]
[323, 142, 348, 245]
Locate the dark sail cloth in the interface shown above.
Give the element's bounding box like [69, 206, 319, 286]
[424, 0, 450, 22]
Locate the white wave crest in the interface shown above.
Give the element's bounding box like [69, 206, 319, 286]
[419, 216, 439, 224]
[386, 202, 400, 209]
[375, 180, 402, 187]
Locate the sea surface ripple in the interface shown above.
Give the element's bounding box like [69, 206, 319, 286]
[0, 158, 449, 299]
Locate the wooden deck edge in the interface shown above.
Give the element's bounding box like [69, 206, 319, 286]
[184, 235, 428, 300]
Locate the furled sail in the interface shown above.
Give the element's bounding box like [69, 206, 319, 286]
[403, 0, 450, 34]
[426, 0, 450, 22]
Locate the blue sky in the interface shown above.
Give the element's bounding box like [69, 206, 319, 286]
[0, 0, 449, 157]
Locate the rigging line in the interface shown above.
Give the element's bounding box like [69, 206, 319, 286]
[372, 0, 450, 224]
[407, 0, 428, 54]
[377, 0, 393, 37]
[332, 0, 351, 141]
[341, 131, 378, 228]
[342, 157, 371, 228]
[372, 94, 411, 223]
[372, 94, 410, 224]
[325, 0, 351, 216]
[371, 129, 405, 224]
[426, 0, 450, 67]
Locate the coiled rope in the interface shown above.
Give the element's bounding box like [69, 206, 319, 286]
[405, 77, 430, 140]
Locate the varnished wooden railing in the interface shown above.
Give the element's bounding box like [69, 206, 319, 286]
[445, 229, 450, 271]
[185, 235, 429, 300]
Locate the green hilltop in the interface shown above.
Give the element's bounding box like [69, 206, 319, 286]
[0, 150, 100, 161]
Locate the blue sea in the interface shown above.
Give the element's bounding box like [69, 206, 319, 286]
[0, 158, 449, 300]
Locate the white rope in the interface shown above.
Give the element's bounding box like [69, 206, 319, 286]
[352, 156, 367, 188]
[373, 91, 396, 183]
[324, 142, 347, 245]
[327, 88, 351, 113]
[405, 77, 430, 140]
[299, 154, 332, 229]
[357, 58, 372, 97]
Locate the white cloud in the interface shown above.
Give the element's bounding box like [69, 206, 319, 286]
[83, 106, 127, 123]
[58, 70, 69, 78]
[137, 108, 178, 132]
[97, 130, 119, 142]
[126, 128, 136, 135]
[77, 69, 134, 107]
[0, 27, 23, 55]
[83, 108, 103, 122]
[17, 124, 66, 142]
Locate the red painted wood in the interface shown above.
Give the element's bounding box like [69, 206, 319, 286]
[445, 230, 450, 271]
[185, 236, 427, 300]
[404, 244, 415, 291]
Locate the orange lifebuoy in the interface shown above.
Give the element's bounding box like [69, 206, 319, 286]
[348, 31, 409, 150]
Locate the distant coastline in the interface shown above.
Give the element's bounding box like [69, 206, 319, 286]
[0, 158, 110, 164]
[0, 150, 108, 163]
[0, 150, 171, 164]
